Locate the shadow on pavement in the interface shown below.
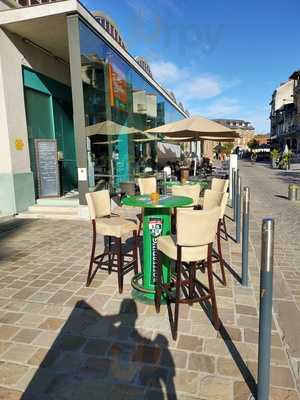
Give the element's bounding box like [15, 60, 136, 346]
[20, 299, 177, 400]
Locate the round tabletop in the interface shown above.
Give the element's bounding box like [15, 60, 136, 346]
[166, 180, 208, 187]
[122, 194, 193, 208]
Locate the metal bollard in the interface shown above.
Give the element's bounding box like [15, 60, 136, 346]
[233, 169, 237, 219]
[288, 184, 299, 201]
[231, 169, 236, 209]
[257, 218, 275, 400]
[235, 175, 241, 243]
[242, 187, 250, 286]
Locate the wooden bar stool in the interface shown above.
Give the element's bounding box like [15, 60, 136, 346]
[86, 190, 138, 293]
[155, 207, 221, 340]
[211, 177, 229, 193]
[203, 189, 229, 286]
[171, 184, 201, 233]
[137, 177, 157, 236]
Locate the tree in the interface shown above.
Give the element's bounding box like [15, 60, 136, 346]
[247, 138, 259, 150]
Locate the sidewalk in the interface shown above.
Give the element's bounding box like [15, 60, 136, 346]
[0, 165, 299, 399]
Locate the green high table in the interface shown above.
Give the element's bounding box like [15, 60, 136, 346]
[122, 194, 193, 303]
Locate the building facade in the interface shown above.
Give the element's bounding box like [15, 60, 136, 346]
[270, 73, 300, 152]
[0, 0, 187, 215]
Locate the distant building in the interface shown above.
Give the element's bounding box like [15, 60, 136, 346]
[213, 119, 255, 131]
[270, 73, 300, 152]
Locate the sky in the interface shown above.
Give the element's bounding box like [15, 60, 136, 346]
[83, 0, 300, 132]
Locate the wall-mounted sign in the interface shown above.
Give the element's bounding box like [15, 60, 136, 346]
[35, 139, 60, 198]
[78, 168, 87, 181]
[15, 138, 24, 151]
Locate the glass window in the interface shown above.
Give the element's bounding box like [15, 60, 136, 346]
[78, 20, 185, 192]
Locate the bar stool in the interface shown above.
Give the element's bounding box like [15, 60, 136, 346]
[203, 189, 229, 286]
[86, 190, 138, 293]
[155, 207, 221, 340]
[171, 184, 201, 233]
[137, 177, 157, 236]
[211, 177, 229, 193]
[171, 184, 201, 208]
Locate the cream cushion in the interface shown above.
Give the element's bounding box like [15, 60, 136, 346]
[137, 177, 157, 195]
[86, 190, 111, 219]
[211, 178, 229, 193]
[95, 216, 137, 238]
[171, 184, 200, 207]
[157, 235, 207, 262]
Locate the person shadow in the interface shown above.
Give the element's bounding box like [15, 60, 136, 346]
[21, 298, 177, 400]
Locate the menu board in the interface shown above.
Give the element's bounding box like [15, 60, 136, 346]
[35, 139, 60, 198]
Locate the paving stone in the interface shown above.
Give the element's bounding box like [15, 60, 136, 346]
[199, 375, 232, 399]
[188, 353, 215, 373]
[12, 328, 40, 344]
[0, 386, 23, 400]
[39, 317, 65, 331]
[1, 343, 37, 363]
[0, 361, 29, 385]
[177, 334, 203, 352]
[171, 370, 199, 395]
[0, 325, 19, 340]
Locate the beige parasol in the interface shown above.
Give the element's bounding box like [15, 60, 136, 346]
[145, 115, 239, 140]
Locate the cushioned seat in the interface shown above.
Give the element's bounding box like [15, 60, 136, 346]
[96, 216, 137, 238]
[171, 184, 200, 207]
[158, 235, 207, 262]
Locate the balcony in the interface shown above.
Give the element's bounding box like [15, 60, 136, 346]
[7, 0, 62, 7]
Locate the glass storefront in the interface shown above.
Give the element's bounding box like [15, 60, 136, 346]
[78, 20, 185, 192]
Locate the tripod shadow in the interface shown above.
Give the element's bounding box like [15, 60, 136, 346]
[21, 299, 177, 400]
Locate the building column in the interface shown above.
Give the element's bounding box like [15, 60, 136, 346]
[67, 15, 88, 206]
[0, 29, 34, 214]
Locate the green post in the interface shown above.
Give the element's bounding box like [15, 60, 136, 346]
[143, 208, 171, 298]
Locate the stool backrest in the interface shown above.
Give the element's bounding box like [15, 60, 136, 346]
[176, 207, 220, 246]
[203, 189, 223, 211]
[171, 184, 200, 206]
[220, 191, 229, 218]
[85, 190, 111, 219]
[137, 177, 157, 195]
[211, 178, 229, 193]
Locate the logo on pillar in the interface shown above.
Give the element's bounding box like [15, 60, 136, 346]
[149, 218, 163, 284]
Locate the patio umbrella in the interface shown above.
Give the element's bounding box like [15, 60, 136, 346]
[145, 115, 239, 140]
[85, 120, 158, 142]
[85, 120, 139, 136]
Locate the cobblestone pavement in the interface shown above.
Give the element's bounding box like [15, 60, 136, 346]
[239, 160, 300, 393]
[0, 162, 299, 399]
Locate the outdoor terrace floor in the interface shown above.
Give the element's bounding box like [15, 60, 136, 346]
[0, 160, 299, 399]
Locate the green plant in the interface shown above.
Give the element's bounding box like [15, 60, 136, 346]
[271, 148, 280, 160]
[278, 150, 293, 169]
[247, 138, 259, 150]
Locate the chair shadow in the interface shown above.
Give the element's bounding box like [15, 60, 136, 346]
[20, 299, 177, 400]
[195, 285, 257, 398]
[223, 260, 242, 284]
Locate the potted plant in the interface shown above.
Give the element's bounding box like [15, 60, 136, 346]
[270, 149, 280, 168]
[281, 150, 293, 170]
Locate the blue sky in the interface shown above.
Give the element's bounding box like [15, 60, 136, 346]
[83, 0, 300, 132]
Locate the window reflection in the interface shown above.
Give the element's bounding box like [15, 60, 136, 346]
[79, 20, 184, 192]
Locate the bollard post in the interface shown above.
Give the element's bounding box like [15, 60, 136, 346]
[232, 169, 237, 217]
[242, 187, 250, 286]
[257, 218, 275, 400]
[235, 175, 241, 243]
[231, 169, 236, 208]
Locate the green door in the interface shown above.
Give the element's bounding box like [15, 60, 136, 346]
[53, 98, 77, 193]
[23, 68, 77, 197]
[24, 88, 55, 197]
